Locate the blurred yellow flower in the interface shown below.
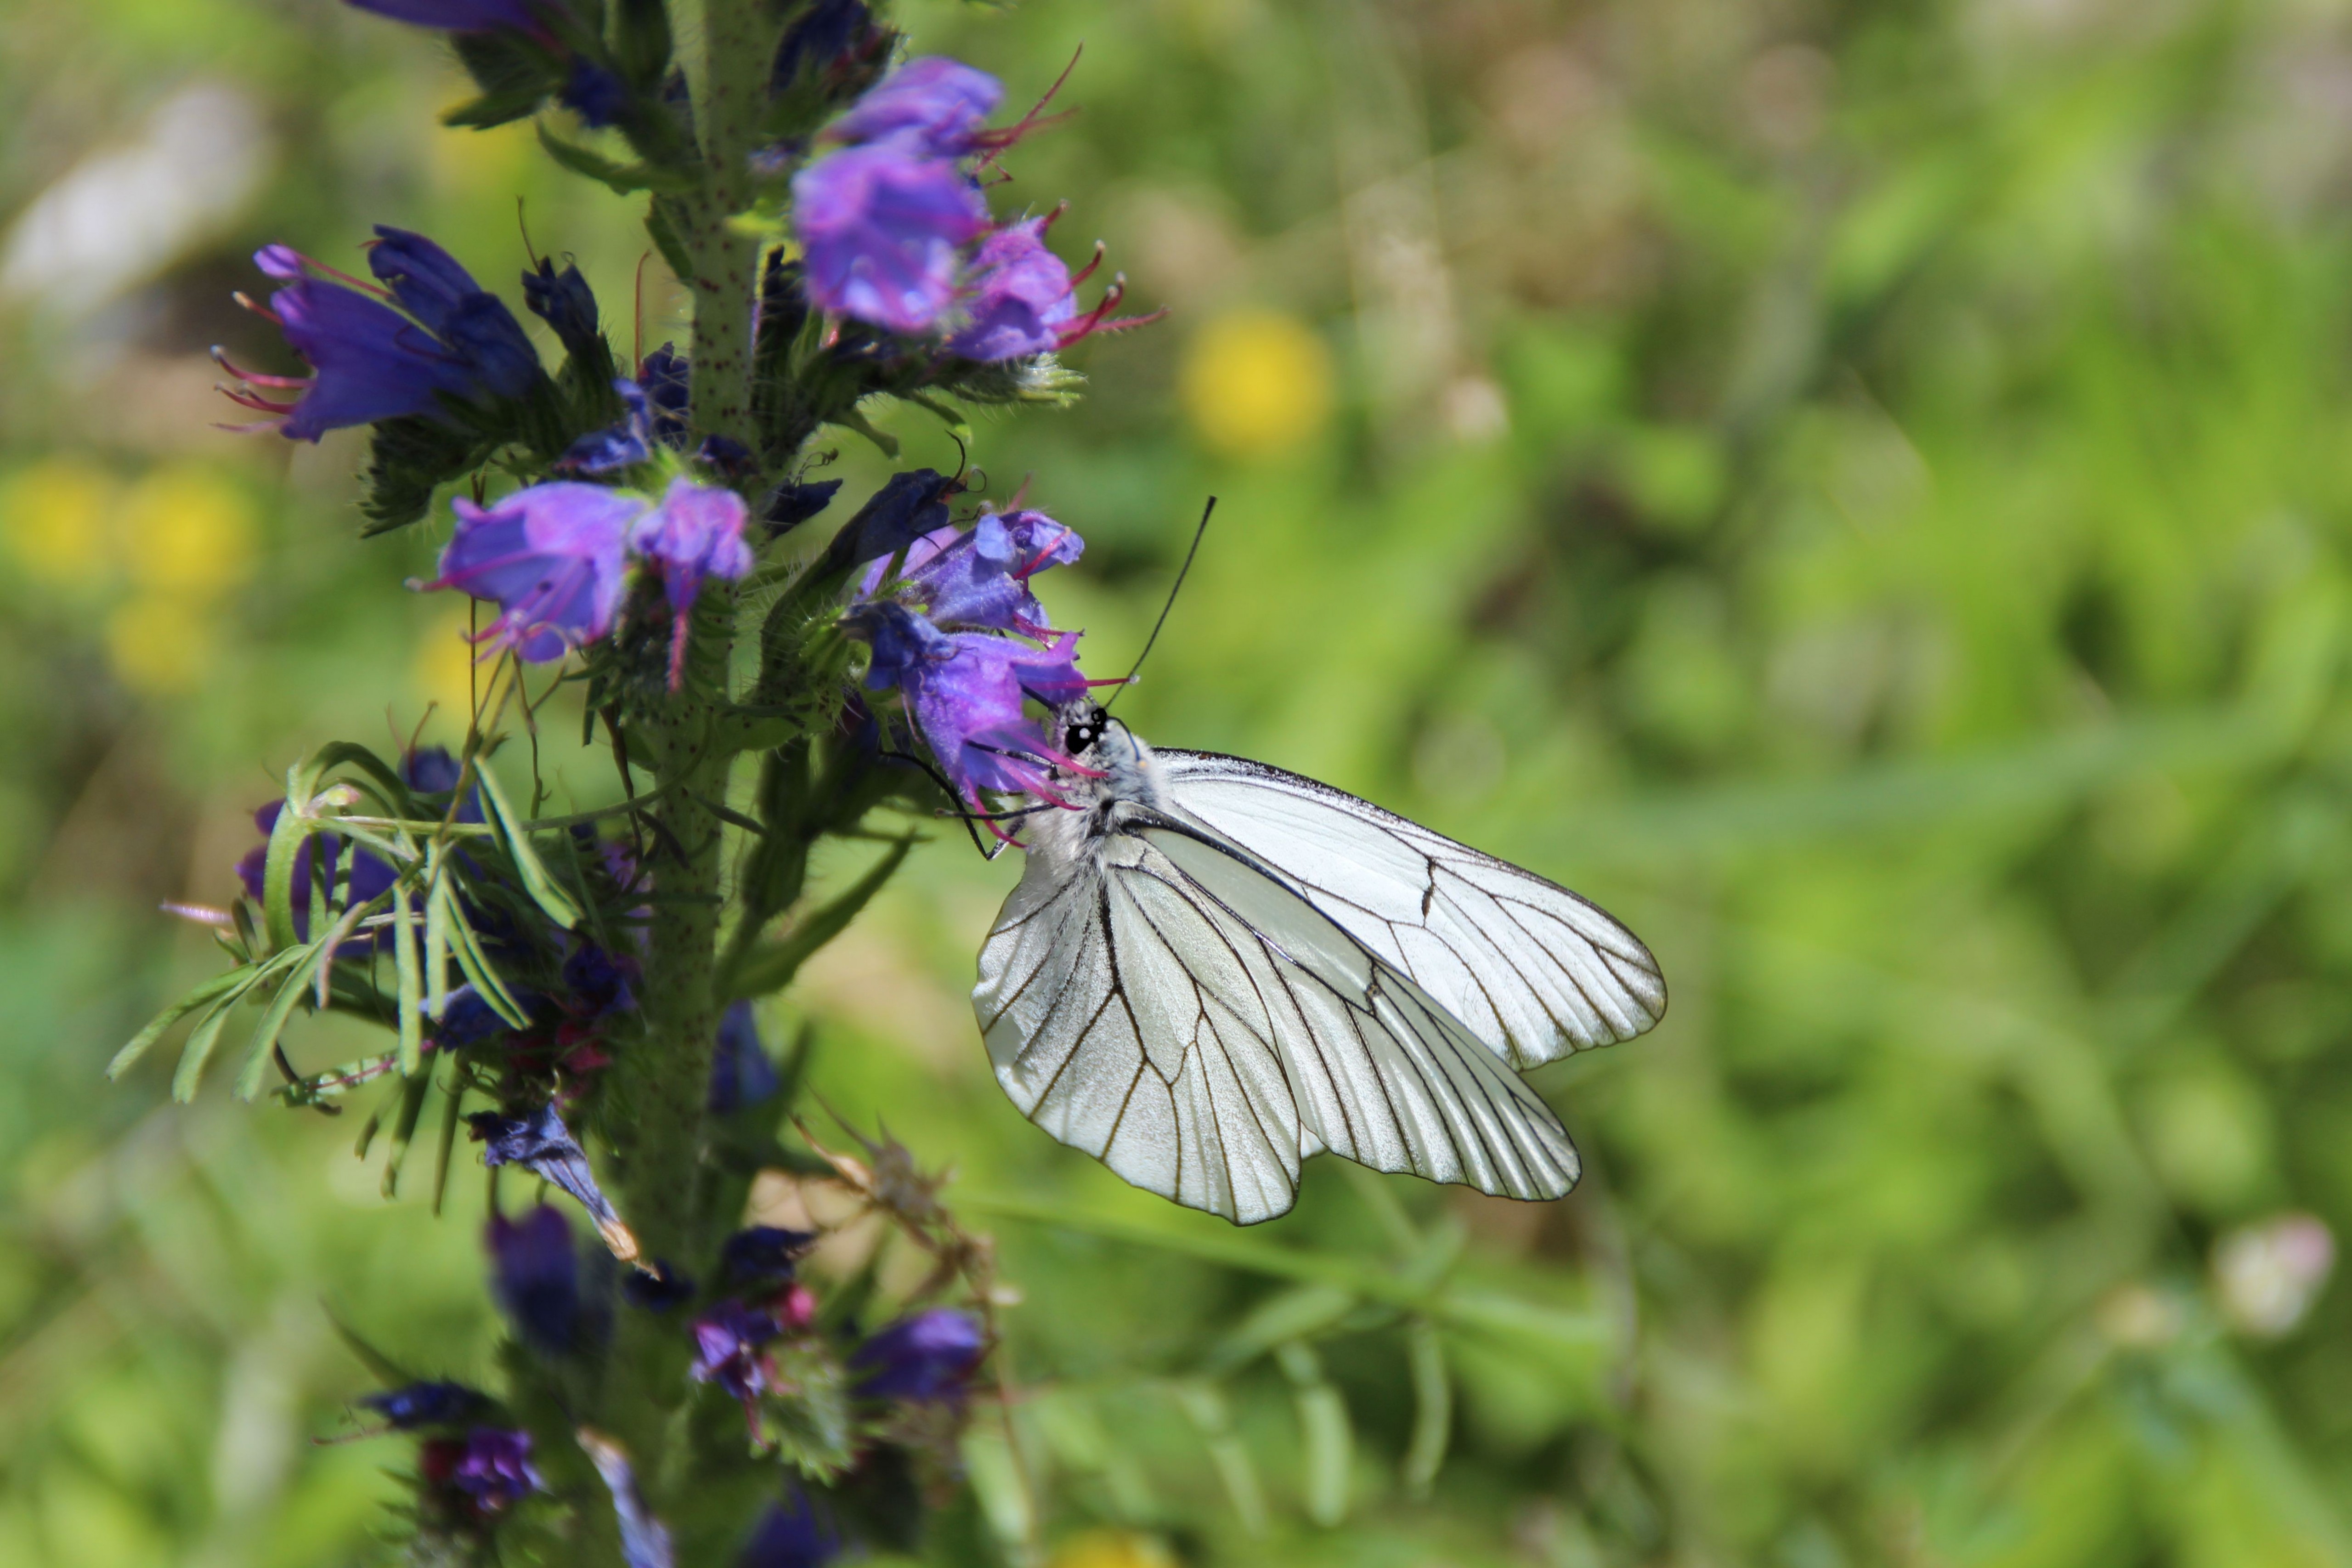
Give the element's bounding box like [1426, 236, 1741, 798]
[2, 456, 118, 589]
[414, 603, 486, 728]
[120, 463, 257, 596]
[1179, 309, 1333, 458]
[1045, 1529, 1178, 1568]
[106, 593, 216, 695]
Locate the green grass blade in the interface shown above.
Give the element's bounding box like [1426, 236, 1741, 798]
[390, 878, 423, 1076]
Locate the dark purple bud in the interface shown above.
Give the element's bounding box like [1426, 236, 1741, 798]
[770, 0, 884, 94]
[707, 1001, 781, 1113]
[560, 57, 629, 130]
[470, 1105, 636, 1262]
[821, 469, 954, 574]
[739, 1490, 842, 1568]
[622, 1258, 697, 1312]
[487, 1206, 584, 1355]
[639, 345, 690, 441]
[720, 1224, 815, 1287]
[344, 0, 546, 32]
[691, 1301, 782, 1410]
[851, 1308, 985, 1401]
[361, 1380, 489, 1430]
[522, 257, 602, 355]
[556, 423, 652, 475]
[761, 479, 841, 538]
[696, 435, 758, 481]
[426, 983, 539, 1049]
[562, 941, 636, 1017]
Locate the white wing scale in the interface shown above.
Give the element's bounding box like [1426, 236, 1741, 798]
[974, 812, 1581, 1224]
[1153, 751, 1665, 1070]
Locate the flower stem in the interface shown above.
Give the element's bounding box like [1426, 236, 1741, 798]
[598, 0, 780, 1510]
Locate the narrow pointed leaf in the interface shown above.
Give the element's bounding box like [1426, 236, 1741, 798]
[475, 762, 581, 929]
[110, 968, 252, 1080]
[724, 837, 914, 1000]
[391, 878, 424, 1076]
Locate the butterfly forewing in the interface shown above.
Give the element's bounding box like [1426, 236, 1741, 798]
[1155, 750, 1666, 1070]
[973, 810, 1581, 1224]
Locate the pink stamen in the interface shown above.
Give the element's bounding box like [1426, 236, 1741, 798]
[216, 384, 300, 415]
[972, 45, 1086, 156]
[213, 418, 287, 435]
[232, 290, 282, 327]
[211, 345, 312, 389]
[316, 246, 397, 300]
[1068, 241, 1107, 289]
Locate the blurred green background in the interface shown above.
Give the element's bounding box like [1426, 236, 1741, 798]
[6, 0, 2352, 1563]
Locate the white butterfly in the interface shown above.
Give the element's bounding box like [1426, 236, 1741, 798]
[971, 707, 1666, 1225]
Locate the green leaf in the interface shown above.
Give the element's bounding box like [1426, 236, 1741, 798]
[381, 1069, 434, 1200]
[237, 943, 331, 1101]
[475, 762, 582, 930]
[1401, 1317, 1450, 1499]
[1277, 1342, 1351, 1526]
[423, 843, 453, 1021]
[535, 122, 690, 195]
[1201, 1284, 1358, 1376]
[830, 405, 901, 459]
[171, 985, 251, 1103]
[431, 1071, 466, 1217]
[724, 836, 914, 999]
[391, 879, 424, 1077]
[109, 968, 252, 1080]
[1174, 1383, 1268, 1536]
[645, 196, 695, 285]
[433, 875, 532, 1028]
[328, 1314, 418, 1388]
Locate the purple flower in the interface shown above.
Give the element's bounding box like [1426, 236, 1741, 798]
[947, 218, 1077, 361]
[845, 604, 1095, 811]
[709, 1000, 782, 1113]
[361, 1380, 489, 1430]
[792, 142, 988, 334]
[826, 57, 1003, 155]
[470, 1104, 637, 1262]
[739, 1491, 842, 1568]
[220, 228, 539, 438]
[344, 0, 547, 33]
[721, 1225, 815, 1288]
[898, 508, 1083, 633]
[691, 1301, 782, 1415]
[421, 481, 638, 662]
[488, 1206, 586, 1355]
[629, 476, 755, 688]
[631, 478, 754, 615]
[422, 1426, 543, 1516]
[852, 1307, 985, 1400]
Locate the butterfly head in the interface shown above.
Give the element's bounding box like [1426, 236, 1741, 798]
[1062, 702, 1109, 759]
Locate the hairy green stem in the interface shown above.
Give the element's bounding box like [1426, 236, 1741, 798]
[597, 0, 781, 1524]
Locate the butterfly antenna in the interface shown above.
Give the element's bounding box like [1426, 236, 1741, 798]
[1103, 495, 1215, 715]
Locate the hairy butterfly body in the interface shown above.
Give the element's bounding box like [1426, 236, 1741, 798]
[971, 712, 1665, 1224]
